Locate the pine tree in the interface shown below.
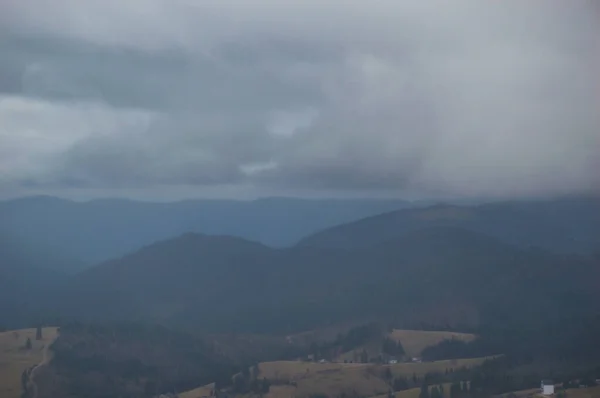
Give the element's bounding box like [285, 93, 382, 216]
[36, 325, 43, 340]
[384, 367, 393, 382]
[419, 383, 430, 398]
[261, 377, 270, 393]
[382, 338, 393, 355]
[21, 370, 28, 392]
[251, 363, 260, 380]
[360, 349, 369, 363]
[394, 377, 409, 392]
[396, 340, 406, 356]
[232, 374, 245, 393]
[242, 364, 250, 379]
[450, 382, 461, 398]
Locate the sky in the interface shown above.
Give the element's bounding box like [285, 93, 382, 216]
[1, 0, 599, 201]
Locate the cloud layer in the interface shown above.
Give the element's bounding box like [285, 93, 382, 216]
[1, 0, 599, 199]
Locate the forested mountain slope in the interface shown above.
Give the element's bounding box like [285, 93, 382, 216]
[48, 227, 599, 334]
[0, 196, 411, 266]
[298, 197, 600, 254]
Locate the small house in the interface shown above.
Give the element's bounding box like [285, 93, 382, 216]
[541, 380, 554, 396]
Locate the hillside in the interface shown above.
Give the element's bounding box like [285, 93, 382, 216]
[46, 227, 599, 334]
[243, 358, 490, 398]
[298, 197, 600, 254]
[33, 322, 237, 398]
[388, 330, 476, 358]
[0, 234, 70, 328]
[50, 233, 276, 326]
[0, 196, 411, 267]
[0, 327, 59, 398]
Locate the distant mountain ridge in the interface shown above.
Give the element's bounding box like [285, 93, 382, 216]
[47, 226, 599, 335]
[0, 196, 413, 267]
[5, 195, 600, 334]
[298, 197, 600, 254]
[0, 233, 69, 328]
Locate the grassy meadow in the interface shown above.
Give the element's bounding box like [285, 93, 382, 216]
[0, 327, 59, 398]
[180, 383, 215, 398]
[227, 357, 492, 398]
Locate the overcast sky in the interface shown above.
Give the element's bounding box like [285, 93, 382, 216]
[1, 0, 599, 200]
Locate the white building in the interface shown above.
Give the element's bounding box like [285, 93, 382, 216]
[541, 380, 554, 396]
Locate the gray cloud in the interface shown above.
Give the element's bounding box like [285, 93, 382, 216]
[0, 0, 599, 199]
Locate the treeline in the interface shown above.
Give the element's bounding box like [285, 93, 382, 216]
[423, 314, 600, 363]
[415, 314, 600, 397]
[307, 323, 383, 361]
[418, 350, 600, 397]
[334, 323, 383, 352]
[421, 339, 496, 361]
[38, 321, 239, 398]
[231, 364, 272, 395]
[381, 337, 405, 357]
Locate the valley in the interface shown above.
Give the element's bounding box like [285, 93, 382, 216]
[0, 197, 599, 398]
[3, 0, 600, 396]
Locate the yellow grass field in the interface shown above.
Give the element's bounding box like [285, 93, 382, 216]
[565, 386, 600, 398]
[388, 330, 477, 357]
[266, 385, 299, 398]
[373, 383, 454, 398]
[493, 388, 539, 398]
[388, 357, 490, 378]
[0, 327, 59, 398]
[241, 357, 491, 398]
[495, 386, 600, 398]
[180, 383, 215, 398]
[257, 360, 367, 380]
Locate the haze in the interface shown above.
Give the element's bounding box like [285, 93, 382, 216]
[3, 3, 600, 397]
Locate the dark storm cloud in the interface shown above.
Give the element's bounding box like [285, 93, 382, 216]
[0, 0, 599, 199]
[0, 34, 322, 111]
[56, 111, 278, 187]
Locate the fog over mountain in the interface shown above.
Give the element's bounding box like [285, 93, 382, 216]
[2, 4, 600, 397]
[1, 0, 599, 201]
[0, 196, 413, 264]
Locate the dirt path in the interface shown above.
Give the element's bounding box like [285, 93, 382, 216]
[27, 339, 53, 398]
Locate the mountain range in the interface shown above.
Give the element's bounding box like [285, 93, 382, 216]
[49, 230, 599, 335]
[2, 195, 599, 336]
[0, 196, 413, 268]
[299, 197, 600, 253]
